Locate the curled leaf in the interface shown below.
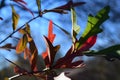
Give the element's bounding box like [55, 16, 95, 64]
[11, 5, 20, 30]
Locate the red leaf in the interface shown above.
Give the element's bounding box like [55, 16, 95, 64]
[24, 47, 31, 60]
[54, 1, 85, 10]
[48, 20, 56, 43]
[79, 35, 97, 52]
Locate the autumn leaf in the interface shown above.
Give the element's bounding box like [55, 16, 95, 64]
[16, 34, 28, 53]
[54, 1, 85, 10]
[43, 1, 85, 14]
[79, 35, 97, 52]
[36, 0, 41, 13]
[0, 43, 15, 51]
[71, 7, 80, 43]
[24, 47, 31, 60]
[11, 0, 27, 5]
[11, 0, 34, 16]
[48, 20, 56, 43]
[29, 39, 38, 71]
[43, 36, 60, 67]
[75, 6, 110, 50]
[11, 5, 20, 30]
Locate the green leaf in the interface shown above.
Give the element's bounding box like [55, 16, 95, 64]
[75, 6, 110, 49]
[36, 0, 41, 13]
[71, 7, 80, 43]
[11, 5, 20, 30]
[83, 45, 120, 61]
[16, 34, 28, 53]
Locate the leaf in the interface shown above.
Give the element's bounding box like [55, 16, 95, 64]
[79, 35, 97, 52]
[0, 43, 15, 51]
[48, 20, 56, 43]
[11, 5, 20, 30]
[24, 47, 31, 60]
[16, 34, 28, 53]
[71, 7, 80, 43]
[36, 0, 41, 13]
[84, 45, 120, 61]
[19, 23, 30, 34]
[75, 6, 110, 50]
[43, 36, 60, 67]
[11, 0, 27, 5]
[44, 1, 85, 14]
[54, 1, 85, 10]
[11, 0, 34, 16]
[29, 38, 38, 71]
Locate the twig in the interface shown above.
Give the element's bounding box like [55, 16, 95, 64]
[0, 15, 40, 44]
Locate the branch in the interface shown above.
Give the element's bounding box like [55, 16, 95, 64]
[0, 15, 40, 44]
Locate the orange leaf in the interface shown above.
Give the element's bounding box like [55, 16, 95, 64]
[16, 34, 28, 53]
[48, 20, 56, 43]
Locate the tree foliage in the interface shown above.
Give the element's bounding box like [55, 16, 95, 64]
[0, 0, 120, 80]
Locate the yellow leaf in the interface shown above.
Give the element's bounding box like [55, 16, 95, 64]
[16, 34, 28, 53]
[11, 5, 20, 30]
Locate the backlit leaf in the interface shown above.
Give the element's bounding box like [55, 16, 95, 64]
[19, 23, 30, 34]
[75, 6, 110, 50]
[16, 34, 28, 53]
[71, 7, 80, 43]
[48, 20, 56, 43]
[79, 35, 97, 52]
[36, 0, 41, 13]
[11, 5, 20, 30]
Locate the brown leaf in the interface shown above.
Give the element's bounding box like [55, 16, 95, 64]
[29, 39, 38, 71]
[16, 34, 28, 53]
[43, 36, 60, 67]
[24, 47, 31, 60]
[0, 43, 15, 51]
